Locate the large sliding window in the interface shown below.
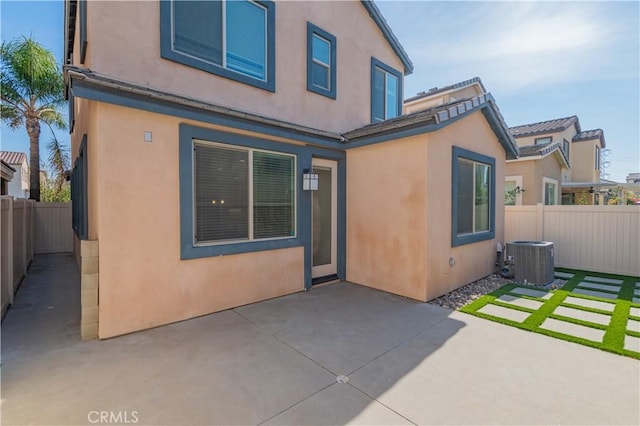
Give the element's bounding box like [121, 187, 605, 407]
[161, 0, 275, 91]
[451, 147, 495, 247]
[371, 58, 402, 123]
[193, 141, 295, 245]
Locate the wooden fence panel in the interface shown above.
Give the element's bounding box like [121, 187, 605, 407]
[35, 203, 72, 254]
[506, 205, 640, 276]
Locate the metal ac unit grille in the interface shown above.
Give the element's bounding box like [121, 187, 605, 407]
[506, 241, 554, 285]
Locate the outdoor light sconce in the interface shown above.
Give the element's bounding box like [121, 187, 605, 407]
[302, 169, 319, 191]
[514, 186, 525, 194]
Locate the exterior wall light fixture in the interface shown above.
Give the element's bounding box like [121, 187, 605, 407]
[302, 169, 319, 191]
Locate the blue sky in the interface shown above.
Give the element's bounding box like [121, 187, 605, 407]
[1, 0, 638, 182]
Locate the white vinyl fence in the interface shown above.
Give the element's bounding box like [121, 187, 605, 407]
[505, 204, 640, 276]
[1, 197, 72, 317]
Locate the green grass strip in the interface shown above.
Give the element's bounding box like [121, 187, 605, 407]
[460, 268, 640, 360]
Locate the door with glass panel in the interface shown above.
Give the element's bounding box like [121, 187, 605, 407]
[311, 158, 337, 280]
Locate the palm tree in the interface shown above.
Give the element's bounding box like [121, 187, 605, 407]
[1, 36, 66, 201]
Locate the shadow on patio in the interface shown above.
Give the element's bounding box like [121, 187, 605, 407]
[1, 253, 465, 425]
[2, 254, 638, 425]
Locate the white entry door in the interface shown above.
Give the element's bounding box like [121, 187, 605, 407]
[311, 158, 337, 279]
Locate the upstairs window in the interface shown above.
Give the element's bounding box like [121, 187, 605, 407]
[595, 146, 601, 170]
[161, 0, 275, 91]
[535, 136, 552, 145]
[307, 23, 336, 99]
[371, 58, 402, 123]
[563, 138, 570, 161]
[451, 147, 495, 247]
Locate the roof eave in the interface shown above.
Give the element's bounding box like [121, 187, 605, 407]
[360, 0, 414, 75]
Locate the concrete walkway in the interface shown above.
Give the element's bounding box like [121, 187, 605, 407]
[2, 254, 639, 425]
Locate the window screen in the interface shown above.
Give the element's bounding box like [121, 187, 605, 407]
[193, 142, 295, 244]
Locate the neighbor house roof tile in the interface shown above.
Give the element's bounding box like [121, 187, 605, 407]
[0, 151, 27, 166]
[405, 77, 486, 103]
[510, 116, 580, 137]
[573, 129, 605, 148]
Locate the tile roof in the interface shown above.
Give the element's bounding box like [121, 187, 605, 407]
[510, 142, 570, 168]
[0, 151, 27, 165]
[509, 116, 580, 137]
[573, 129, 605, 148]
[343, 93, 519, 158]
[405, 77, 486, 103]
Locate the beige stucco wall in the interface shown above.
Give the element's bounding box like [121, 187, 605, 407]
[81, 0, 404, 134]
[423, 112, 506, 300]
[78, 102, 305, 338]
[346, 134, 428, 301]
[571, 140, 601, 182]
[347, 111, 506, 302]
[506, 153, 563, 205]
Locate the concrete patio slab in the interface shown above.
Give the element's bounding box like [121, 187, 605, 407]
[576, 281, 621, 292]
[496, 294, 544, 310]
[563, 296, 616, 312]
[477, 303, 531, 322]
[554, 271, 575, 279]
[539, 318, 605, 342]
[2, 254, 639, 426]
[624, 335, 640, 352]
[350, 311, 638, 426]
[509, 286, 552, 299]
[235, 283, 452, 376]
[630, 307, 640, 318]
[553, 306, 611, 326]
[262, 382, 412, 425]
[627, 319, 640, 333]
[573, 288, 619, 300]
[585, 276, 624, 284]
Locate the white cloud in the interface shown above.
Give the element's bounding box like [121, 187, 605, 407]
[384, 1, 639, 93]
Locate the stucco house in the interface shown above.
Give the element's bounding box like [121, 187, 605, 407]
[0, 152, 29, 199]
[403, 77, 487, 114]
[65, 0, 518, 339]
[1, 160, 16, 196]
[508, 116, 607, 205]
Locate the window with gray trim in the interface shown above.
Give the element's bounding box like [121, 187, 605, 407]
[535, 136, 552, 145]
[595, 146, 601, 170]
[193, 141, 295, 245]
[371, 58, 402, 122]
[160, 0, 275, 91]
[307, 23, 336, 99]
[451, 146, 495, 247]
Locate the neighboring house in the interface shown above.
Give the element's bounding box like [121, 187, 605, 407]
[508, 116, 607, 205]
[504, 143, 569, 205]
[403, 77, 487, 113]
[0, 151, 29, 199]
[65, 0, 517, 339]
[625, 172, 640, 184]
[1, 160, 16, 195]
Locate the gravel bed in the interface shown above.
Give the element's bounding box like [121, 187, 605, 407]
[428, 273, 511, 310]
[429, 274, 567, 310]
